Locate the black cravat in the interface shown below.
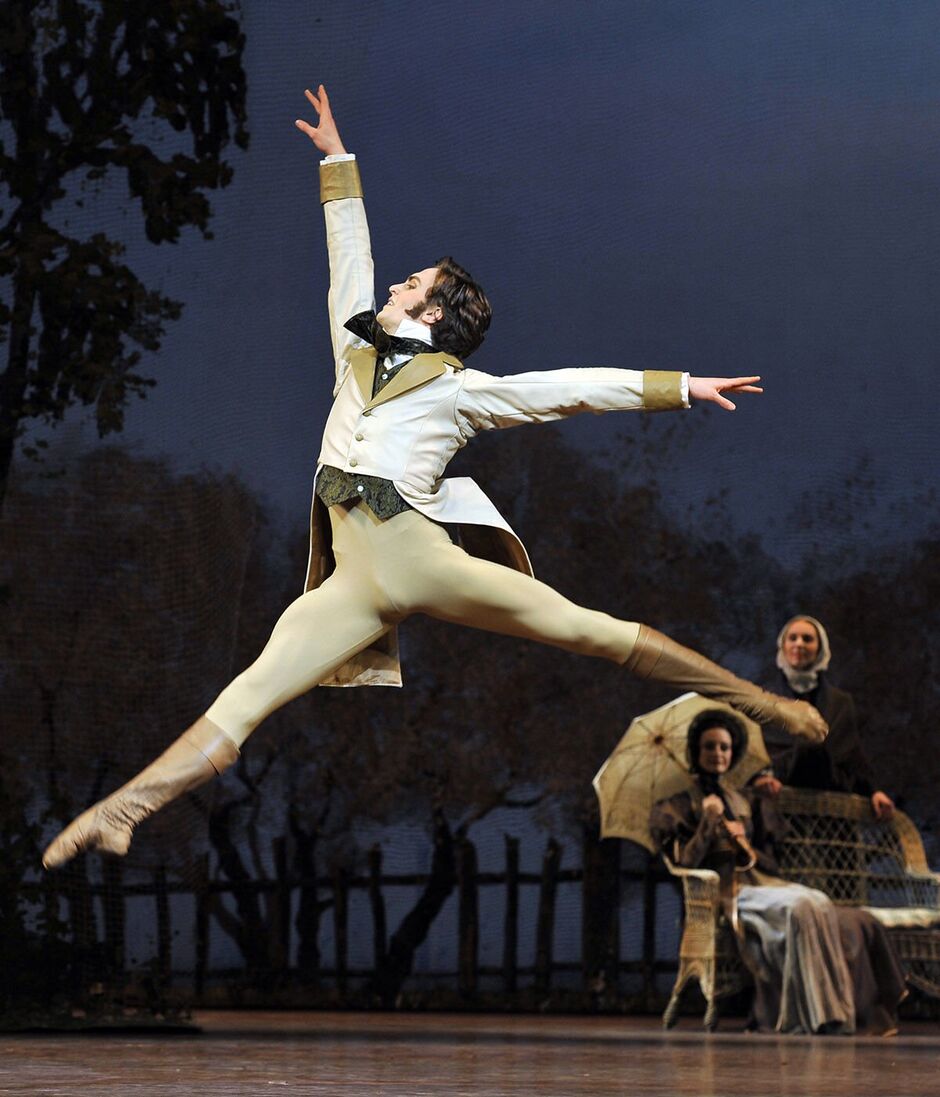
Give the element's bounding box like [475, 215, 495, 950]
[344, 310, 433, 361]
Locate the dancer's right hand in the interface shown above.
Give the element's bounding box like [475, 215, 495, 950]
[295, 84, 346, 156]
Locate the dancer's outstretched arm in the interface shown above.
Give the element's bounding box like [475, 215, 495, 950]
[457, 367, 763, 434]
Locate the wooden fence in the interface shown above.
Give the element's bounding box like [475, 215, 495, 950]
[41, 833, 681, 1008]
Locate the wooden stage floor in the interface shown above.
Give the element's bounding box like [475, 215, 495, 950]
[2, 1011, 939, 1096]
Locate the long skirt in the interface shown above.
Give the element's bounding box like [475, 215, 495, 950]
[736, 883, 905, 1034]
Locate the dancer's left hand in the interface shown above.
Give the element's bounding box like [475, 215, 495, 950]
[689, 376, 763, 410]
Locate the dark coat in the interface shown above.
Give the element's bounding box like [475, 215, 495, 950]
[761, 672, 877, 797]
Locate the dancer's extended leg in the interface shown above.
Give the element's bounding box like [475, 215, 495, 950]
[376, 512, 826, 742]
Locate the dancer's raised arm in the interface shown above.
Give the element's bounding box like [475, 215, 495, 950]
[295, 85, 375, 390]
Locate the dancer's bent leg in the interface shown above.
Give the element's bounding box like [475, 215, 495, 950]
[379, 520, 826, 742]
[44, 531, 394, 868]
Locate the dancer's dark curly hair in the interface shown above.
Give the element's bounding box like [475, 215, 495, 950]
[408, 256, 491, 360]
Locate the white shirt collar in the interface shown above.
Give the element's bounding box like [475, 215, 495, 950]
[390, 314, 435, 345]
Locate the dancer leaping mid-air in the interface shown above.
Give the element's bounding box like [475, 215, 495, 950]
[43, 86, 826, 870]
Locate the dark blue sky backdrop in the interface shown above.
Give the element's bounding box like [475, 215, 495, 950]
[43, 0, 939, 560]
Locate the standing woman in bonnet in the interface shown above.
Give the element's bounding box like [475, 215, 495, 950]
[753, 615, 895, 820]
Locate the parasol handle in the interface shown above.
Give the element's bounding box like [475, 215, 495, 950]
[721, 820, 757, 872]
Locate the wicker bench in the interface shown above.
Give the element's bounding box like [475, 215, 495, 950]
[661, 787, 940, 1029]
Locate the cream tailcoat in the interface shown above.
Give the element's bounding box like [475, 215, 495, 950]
[307, 158, 686, 687]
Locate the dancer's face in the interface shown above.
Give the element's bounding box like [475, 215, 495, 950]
[697, 726, 734, 775]
[376, 267, 441, 334]
[782, 619, 820, 670]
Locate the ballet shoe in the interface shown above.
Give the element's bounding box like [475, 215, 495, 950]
[42, 717, 239, 870]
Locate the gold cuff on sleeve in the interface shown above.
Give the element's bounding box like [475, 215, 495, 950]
[643, 370, 684, 410]
[319, 160, 363, 204]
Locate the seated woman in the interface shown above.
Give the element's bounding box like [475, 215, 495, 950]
[754, 615, 895, 820]
[650, 709, 906, 1034]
